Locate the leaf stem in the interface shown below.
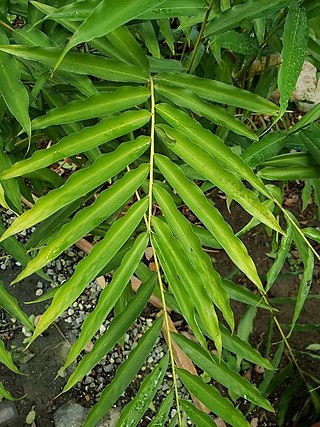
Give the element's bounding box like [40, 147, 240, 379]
[187, 0, 215, 74]
[151, 246, 182, 427]
[148, 77, 156, 232]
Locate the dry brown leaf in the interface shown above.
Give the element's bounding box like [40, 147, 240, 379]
[148, 261, 157, 272]
[145, 246, 154, 260]
[162, 315, 210, 414]
[250, 417, 259, 427]
[214, 418, 227, 427]
[75, 238, 106, 288]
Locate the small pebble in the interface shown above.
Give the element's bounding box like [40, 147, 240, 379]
[35, 289, 43, 296]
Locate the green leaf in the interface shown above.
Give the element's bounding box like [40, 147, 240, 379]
[223, 279, 272, 310]
[0, 137, 150, 241]
[288, 247, 314, 337]
[154, 154, 263, 289]
[13, 165, 148, 283]
[105, 26, 150, 71]
[156, 125, 282, 234]
[205, 0, 291, 36]
[54, 0, 166, 71]
[156, 103, 269, 197]
[149, 390, 174, 427]
[181, 400, 217, 427]
[220, 325, 274, 370]
[83, 315, 163, 427]
[155, 73, 279, 114]
[152, 216, 222, 354]
[0, 45, 149, 83]
[0, 281, 34, 330]
[0, 152, 21, 214]
[156, 85, 258, 140]
[242, 131, 287, 167]
[117, 353, 169, 427]
[151, 234, 206, 348]
[27, 198, 148, 346]
[62, 272, 157, 393]
[153, 184, 234, 330]
[278, 2, 309, 116]
[266, 223, 293, 292]
[289, 103, 320, 133]
[177, 368, 250, 427]
[61, 232, 148, 372]
[301, 125, 320, 166]
[173, 333, 273, 411]
[260, 152, 316, 168]
[257, 165, 320, 180]
[1, 111, 150, 179]
[0, 31, 31, 138]
[32, 86, 150, 129]
[0, 339, 20, 374]
[138, 21, 161, 58]
[0, 382, 15, 401]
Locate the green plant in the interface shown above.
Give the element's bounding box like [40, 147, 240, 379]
[0, 0, 320, 425]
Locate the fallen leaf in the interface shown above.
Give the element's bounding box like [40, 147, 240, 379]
[145, 246, 154, 260]
[130, 276, 163, 309]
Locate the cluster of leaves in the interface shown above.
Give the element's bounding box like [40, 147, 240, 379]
[0, 0, 320, 425]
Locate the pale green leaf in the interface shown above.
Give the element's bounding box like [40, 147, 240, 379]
[0, 137, 150, 241]
[278, 2, 309, 116]
[181, 400, 217, 427]
[0, 281, 33, 330]
[83, 315, 163, 427]
[117, 353, 169, 427]
[13, 165, 148, 283]
[154, 153, 263, 289]
[27, 198, 148, 346]
[0, 339, 20, 374]
[177, 369, 250, 427]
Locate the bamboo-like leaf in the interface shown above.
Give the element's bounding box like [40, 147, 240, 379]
[156, 85, 258, 140]
[63, 273, 157, 393]
[153, 184, 234, 330]
[289, 103, 320, 134]
[0, 218, 47, 281]
[266, 223, 293, 292]
[105, 26, 150, 71]
[149, 390, 174, 427]
[156, 125, 282, 234]
[54, 0, 166, 71]
[155, 73, 279, 114]
[1, 110, 150, 180]
[151, 235, 206, 348]
[0, 382, 15, 401]
[138, 21, 161, 58]
[0, 339, 20, 374]
[205, 0, 291, 36]
[301, 125, 320, 165]
[261, 152, 316, 168]
[0, 45, 149, 83]
[13, 165, 148, 283]
[27, 198, 148, 346]
[173, 333, 273, 411]
[181, 400, 217, 427]
[153, 216, 222, 354]
[62, 232, 148, 372]
[0, 32, 31, 138]
[157, 19, 175, 54]
[83, 315, 163, 427]
[177, 368, 250, 427]
[0, 137, 150, 241]
[223, 280, 272, 310]
[220, 324, 273, 370]
[258, 165, 320, 180]
[242, 131, 287, 167]
[278, 2, 309, 116]
[156, 103, 270, 197]
[32, 87, 150, 129]
[0, 152, 21, 214]
[154, 154, 263, 289]
[117, 353, 169, 427]
[0, 281, 33, 330]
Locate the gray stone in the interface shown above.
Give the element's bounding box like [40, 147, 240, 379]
[54, 402, 88, 427]
[97, 408, 121, 427]
[0, 400, 18, 426]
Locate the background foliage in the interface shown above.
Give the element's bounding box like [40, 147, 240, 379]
[0, 0, 320, 425]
